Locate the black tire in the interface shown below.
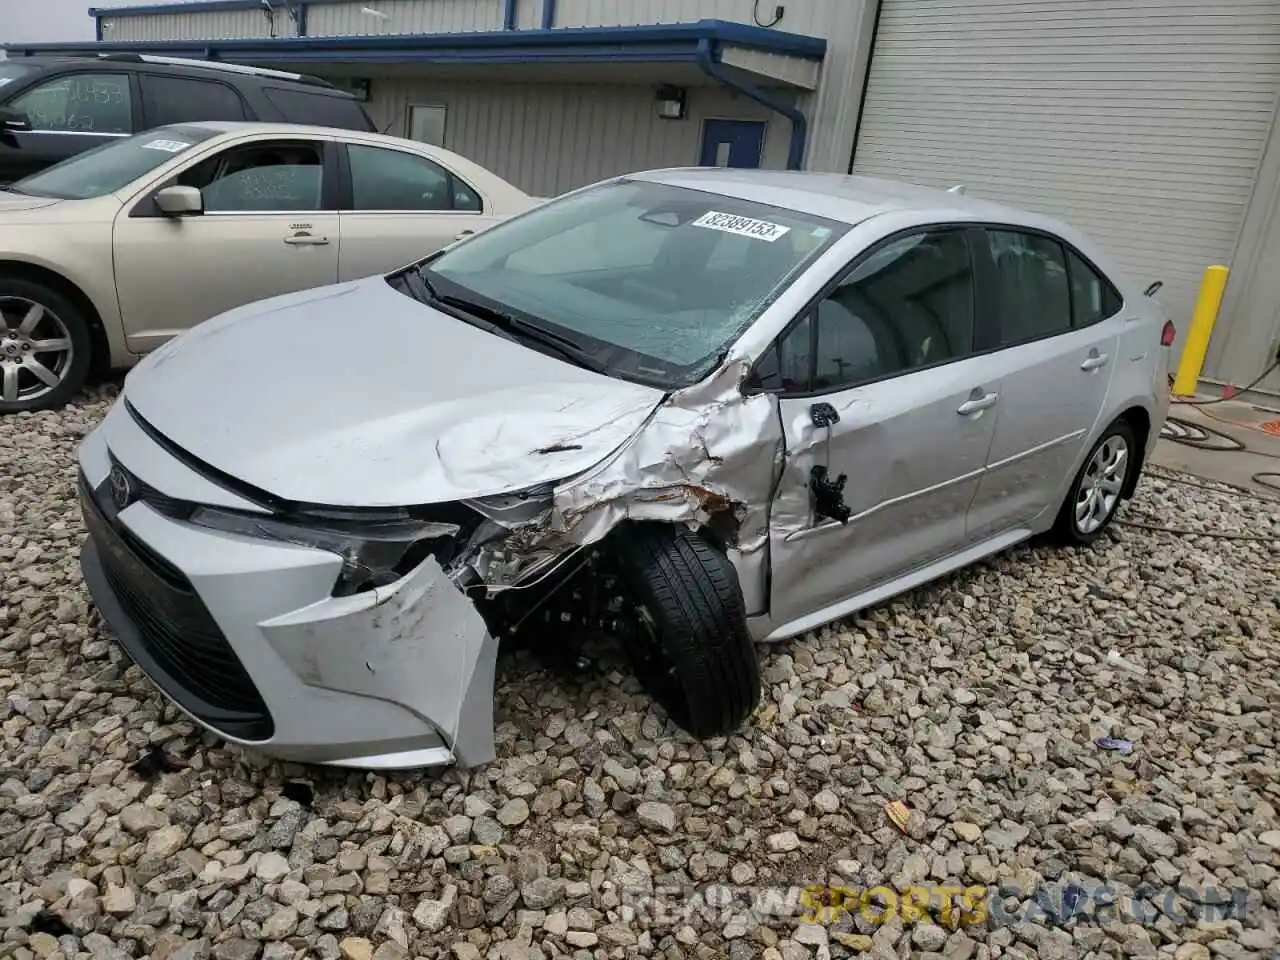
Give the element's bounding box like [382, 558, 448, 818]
[1053, 418, 1137, 545]
[612, 524, 761, 739]
[0, 276, 93, 414]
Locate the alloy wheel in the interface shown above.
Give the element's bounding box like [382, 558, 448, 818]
[0, 297, 75, 404]
[1075, 434, 1129, 535]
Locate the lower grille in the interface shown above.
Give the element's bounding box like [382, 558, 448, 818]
[79, 474, 274, 740]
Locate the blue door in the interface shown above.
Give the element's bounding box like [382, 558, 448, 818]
[699, 119, 766, 168]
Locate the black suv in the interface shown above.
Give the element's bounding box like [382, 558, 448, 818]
[0, 54, 376, 183]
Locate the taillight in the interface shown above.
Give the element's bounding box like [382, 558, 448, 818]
[1160, 320, 1176, 346]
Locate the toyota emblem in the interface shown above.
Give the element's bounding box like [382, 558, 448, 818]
[108, 465, 134, 510]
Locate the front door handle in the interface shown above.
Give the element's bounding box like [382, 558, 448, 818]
[1081, 352, 1110, 371]
[957, 391, 999, 416]
[454, 229, 475, 241]
[284, 233, 330, 246]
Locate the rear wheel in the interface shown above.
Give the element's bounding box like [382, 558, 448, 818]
[612, 524, 761, 738]
[1053, 419, 1136, 545]
[0, 278, 93, 414]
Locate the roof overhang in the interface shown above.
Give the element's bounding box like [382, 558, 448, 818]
[3, 19, 825, 89]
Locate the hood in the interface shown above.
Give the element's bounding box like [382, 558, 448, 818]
[0, 191, 62, 214]
[125, 276, 666, 507]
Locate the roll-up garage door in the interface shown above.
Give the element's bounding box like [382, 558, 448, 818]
[851, 0, 1280, 347]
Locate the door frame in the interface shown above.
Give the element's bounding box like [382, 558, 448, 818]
[698, 117, 768, 169]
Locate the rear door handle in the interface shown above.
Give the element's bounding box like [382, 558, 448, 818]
[1081, 353, 1110, 371]
[454, 229, 475, 241]
[957, 391, 999, 416]
[284, 233, 330, 246]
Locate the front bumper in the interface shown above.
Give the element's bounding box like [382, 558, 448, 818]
[76, 400, 498, 770]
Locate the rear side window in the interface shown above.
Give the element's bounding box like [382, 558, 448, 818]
[262, 86, 373, 131]
[987, 229, 1072, 345]
[141, 75, 247, 126]
[1065, 248, 1123, 327]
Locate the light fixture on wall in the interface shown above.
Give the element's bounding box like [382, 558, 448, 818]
[655, 85, 687, 120]
[360, 6, 390, 19]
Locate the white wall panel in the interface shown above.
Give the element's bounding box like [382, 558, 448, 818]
[852, 0, 1280, 365]
[306, 0, 504, 37]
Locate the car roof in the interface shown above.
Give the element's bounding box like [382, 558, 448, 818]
[629, 167, 1065, 233]
[156, 120, 417, 145]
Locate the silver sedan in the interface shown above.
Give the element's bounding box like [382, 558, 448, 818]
[76, 168, 1173, 769]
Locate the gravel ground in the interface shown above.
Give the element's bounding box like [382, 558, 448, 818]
[2, 389, 1279, 960]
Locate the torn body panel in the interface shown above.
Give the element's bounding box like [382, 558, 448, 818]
[261, 556, 499, 769]
[455, 358, 787, 618]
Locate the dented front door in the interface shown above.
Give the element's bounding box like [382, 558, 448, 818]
[767, 359, 1001, 629]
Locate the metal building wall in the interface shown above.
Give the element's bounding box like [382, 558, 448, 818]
[366, 78, 787, 197]
[306, 0, 505, 36]
[549, 0, 877, 172]
[102, 8, 289, 41]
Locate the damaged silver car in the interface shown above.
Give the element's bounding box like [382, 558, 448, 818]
[76, 169, 1171, 769]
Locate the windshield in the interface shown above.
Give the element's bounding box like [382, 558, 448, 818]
[0, 63, 33, 86]
[8, 125, 217, 200]
[423, 178, 848, 388]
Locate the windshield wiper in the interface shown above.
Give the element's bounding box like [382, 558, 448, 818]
[419, 276, 608, 375]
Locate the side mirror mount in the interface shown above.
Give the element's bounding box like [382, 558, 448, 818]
[0, 106, 32, 133]
[155, 185, 203, 217]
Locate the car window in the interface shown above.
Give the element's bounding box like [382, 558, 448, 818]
[176, 141, 325, 213]
[141, 74, 247, 126]
[9, 73, 132, 134]
[424, 178, 847, 389]
[987, 229, 1072, 345]
[261, 86, 373, 130]
[1065, 248, 1123, 327]
[754, 229, 976, 393]
[7, 125, 217, 200]
[0, 63, 34, 86]
[347, 144, 481, 212]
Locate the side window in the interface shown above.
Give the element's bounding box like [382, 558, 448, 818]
[261, 87, 373, 131]
[141, 75, 246, 126]
[347, 144, 481, 212]
[9, 73, 132, 134]
[1065, 248, 1123, 327]
[987, 229, 1072, 344]
[176, 141, 324, 212]
[753, 229, 976, 393]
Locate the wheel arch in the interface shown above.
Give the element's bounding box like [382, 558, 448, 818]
[0, 260, 113, 376]
[1115, 404, 1152, 499]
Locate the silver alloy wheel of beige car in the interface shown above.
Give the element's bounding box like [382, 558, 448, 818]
[1074, 433, 1129, 535]
[0, 297, 75, 404]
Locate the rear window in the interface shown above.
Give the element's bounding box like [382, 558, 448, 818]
[261, 86, 374, 131]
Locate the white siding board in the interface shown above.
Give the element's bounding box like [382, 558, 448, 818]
[306, 0, 504, 36]
[852, 0, 1280, 360]
[367, 78, 786, 196]
[104, 9, 284, 41]
[720, 47, 820, 89]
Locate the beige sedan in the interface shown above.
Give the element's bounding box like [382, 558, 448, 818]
[0, 121, 540, 412]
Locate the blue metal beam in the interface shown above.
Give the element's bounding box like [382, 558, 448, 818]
[541, 0, 556, 30]
[696, 37, 808, 171]
[13, 19, 827, 60]
[503, 0, 517, 31]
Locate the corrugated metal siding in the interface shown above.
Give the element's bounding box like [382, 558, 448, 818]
[306, 0, 504, 36]
[549, 0, 878, 174]
[366, 78, 786, 196]
[720, 46, 820, 90]
[103, 9, 285, 41]
[851, 0, 1280, 357]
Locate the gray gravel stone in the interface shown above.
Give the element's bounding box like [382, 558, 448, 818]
[2, 394, 1278, 960]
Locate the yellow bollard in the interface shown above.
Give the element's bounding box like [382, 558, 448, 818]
[1172, 264, 1230, 397]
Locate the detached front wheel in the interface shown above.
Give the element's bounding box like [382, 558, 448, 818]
[612, 524, 761, 738]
